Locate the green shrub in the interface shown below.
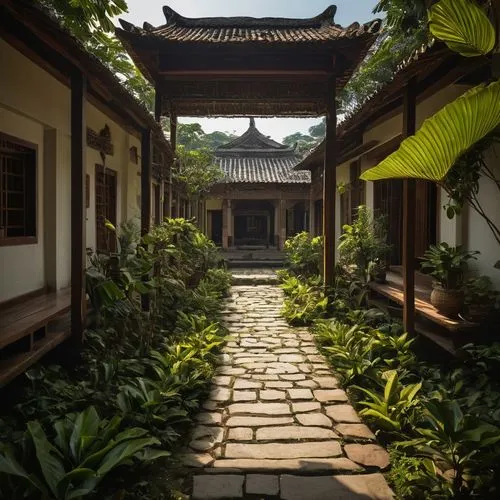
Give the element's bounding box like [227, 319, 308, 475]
[0, 218, 229, 499]
[0, 406, 167, 500]
[283, 231, 323, 278]
[388, 447, 451, 499]
[338, 205, 390, 283]
[280, 275, 328, 325]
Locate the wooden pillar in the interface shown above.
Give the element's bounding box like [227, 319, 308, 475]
[141, 128, 152, 236]
[309, 197, 315, 235]
[70, 71, 86, 344]
[403, 78, 417, 334]
[141, 128, 152, 311]
[222, 199, 229, 248]
[169, 114, 177, 218]
[279, 200, 286, 249]
[323, 78, 337, 286]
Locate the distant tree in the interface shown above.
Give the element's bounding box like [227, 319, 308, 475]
[38, 0, 155, 110]
[174, 146, 225, 199]
[282, 132, 316, 157]
[177, 123, 207, 150]
[309, 118, 326, 138]
[176, 123, 236, 151]
[282, 132, 315, 146]
[204, 131, 237, 150]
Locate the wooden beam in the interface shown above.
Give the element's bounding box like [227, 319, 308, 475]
[323, 77, 337, 287]
[170, 114, 177, 152]
[141, 128, 152, 311]
[402, 78, 417, 334]
[168, 115, 177, 218]
[70, 71, 86, 344]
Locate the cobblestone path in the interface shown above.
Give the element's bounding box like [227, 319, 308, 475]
[183, 283, 393, 499]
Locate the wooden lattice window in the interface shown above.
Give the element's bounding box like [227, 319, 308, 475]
[95, 165, 117, 253]
[0, 133, 37, 246]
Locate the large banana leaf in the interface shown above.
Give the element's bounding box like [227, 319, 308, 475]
[360, 80, 500, 182]
[429, 0, 496, 57]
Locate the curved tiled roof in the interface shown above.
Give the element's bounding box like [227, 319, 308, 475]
[120, 6, 381, 45]
[218, 156, 310, 184]
[215, 120, 310, 184]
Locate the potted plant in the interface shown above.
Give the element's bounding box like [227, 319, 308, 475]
[421, 243, 479, 317]
[462, 275, 499, 322]
[370, 257, 389, 284]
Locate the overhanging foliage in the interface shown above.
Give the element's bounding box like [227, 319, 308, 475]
[360, 80, 500, 182]
[428, 0, 496, 57]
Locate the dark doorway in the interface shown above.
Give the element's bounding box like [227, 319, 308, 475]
[375, 179, 437, 266]
[210, 210, 222, 245]
[235, 214, 268, 245]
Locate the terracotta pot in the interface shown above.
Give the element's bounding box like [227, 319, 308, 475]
[430, 285, 464, 317]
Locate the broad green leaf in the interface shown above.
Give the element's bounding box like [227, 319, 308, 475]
[400, 382, 422, 403]
[0, 449, 49, 496]
[58, 468, 98, 499]
[70, 407, 100, 464]
[27, 421, 66, 498]
[361, 81, 500, 182]
[429, 0, 495, 57]
[360, 409, 400, 431]
[383, 370, 399, 405]
[80, 427, 149, 470]
[97, 438, 159, 476]
[462, 423, 500, 442]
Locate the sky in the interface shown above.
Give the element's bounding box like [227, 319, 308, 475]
[119, 0, 379, 142]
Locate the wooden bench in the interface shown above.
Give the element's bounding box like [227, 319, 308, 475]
[0, 289, 71, 386]
[368, 272, 480, 356]
[369, 271, 477, 333]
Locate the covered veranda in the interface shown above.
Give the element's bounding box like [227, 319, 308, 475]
[116, 5, 381, 287]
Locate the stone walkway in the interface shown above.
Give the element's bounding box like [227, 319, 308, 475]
[182, 281, 393, 499]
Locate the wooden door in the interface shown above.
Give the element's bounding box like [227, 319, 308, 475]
[95, 165, 117, 253]
[210, 210, 222, 245]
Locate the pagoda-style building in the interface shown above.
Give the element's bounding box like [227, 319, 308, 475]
[206, 119, 310, 248]
[116, 5, 381, 282]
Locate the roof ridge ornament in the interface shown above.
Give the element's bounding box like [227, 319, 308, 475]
[159, 4, 338, 28]
[163, 6, 179, 25]
[249, 117, 256, 128]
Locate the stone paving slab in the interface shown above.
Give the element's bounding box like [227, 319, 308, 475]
[187, 283, 392, 499]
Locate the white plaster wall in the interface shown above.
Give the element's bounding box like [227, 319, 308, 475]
[462, 146, 500, 288]
[0, 39, 144, 302]
[364, 113, 403, 144]
[0, 40, 71, 302]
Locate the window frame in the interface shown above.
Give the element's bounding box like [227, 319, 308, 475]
[95, 164, 117, 253]
[0, 132, 38, 247]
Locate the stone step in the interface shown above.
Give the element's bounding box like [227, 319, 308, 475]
[191, 473, 394, 499]
[227, 260, 284, 268]
[224, 441, 342, 459]
[231, 274, 279, 285]
[209, 457, 362, 472]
